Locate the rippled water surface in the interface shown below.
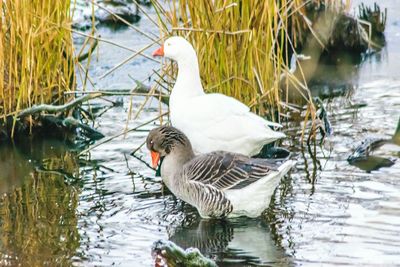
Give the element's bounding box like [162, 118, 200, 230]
[1, 1, 400, 266]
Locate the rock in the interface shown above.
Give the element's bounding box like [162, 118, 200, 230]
[347, 136, 397, 172]
[72, 0, 141, 30]
[348, 118, 400, 172]
[95, 4, 140, 25]
[348, 136, 391, 163]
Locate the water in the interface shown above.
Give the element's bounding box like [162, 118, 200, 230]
[1, 1, 400, 266]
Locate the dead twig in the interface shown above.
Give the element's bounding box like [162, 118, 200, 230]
[64, 90, 169, 98]
[17, 93, 102, 118]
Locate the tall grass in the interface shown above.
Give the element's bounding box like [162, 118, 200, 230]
[152, 0, 346, 119]
[0, 0, 75, 134]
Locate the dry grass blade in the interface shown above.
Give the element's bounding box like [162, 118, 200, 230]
[150, 0, 346, 125]
[71, 29, 160, 63]
[98, 38, 163, 79]
[152, 0, 314, 121]
[90, 0, 160, 43]
[79, 111, 168, 156]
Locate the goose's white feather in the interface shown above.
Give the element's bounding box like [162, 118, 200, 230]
[163, 37, 286, 156]
[171, 93, 285, 156]
[225, 160, 294, 218]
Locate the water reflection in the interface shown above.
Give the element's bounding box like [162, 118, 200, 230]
[0, 140, 80, 266]
[170, 217, 288, 266]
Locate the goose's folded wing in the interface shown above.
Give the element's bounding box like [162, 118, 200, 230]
[183, 152, 279, 190]
[178, 95, 285, 149]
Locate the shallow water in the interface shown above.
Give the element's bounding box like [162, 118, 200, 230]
[1, 1, 400, 266]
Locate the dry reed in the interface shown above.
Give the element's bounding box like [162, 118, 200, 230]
[0, 0, 75, 136]
[152, 0, 347, 120]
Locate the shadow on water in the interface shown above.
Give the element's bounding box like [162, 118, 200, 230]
[0, 140, 80, 266]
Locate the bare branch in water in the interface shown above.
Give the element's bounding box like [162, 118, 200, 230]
[17, 93, 103, 118]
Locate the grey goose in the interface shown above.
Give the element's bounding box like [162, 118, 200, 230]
[146, 126, 294, 218]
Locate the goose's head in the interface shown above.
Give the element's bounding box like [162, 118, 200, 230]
[152, 37, 196, 62]
[146, 126, 193, 168]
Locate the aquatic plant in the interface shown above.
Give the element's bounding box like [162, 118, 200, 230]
[0, 0, 75, 136]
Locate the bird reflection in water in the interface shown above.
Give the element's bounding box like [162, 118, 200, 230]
[169, 217, 287, 266]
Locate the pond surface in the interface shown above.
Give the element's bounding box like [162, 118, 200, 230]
[1, 1, 400, 266]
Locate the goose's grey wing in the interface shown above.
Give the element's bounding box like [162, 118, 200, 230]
[183, 151, 280, 190]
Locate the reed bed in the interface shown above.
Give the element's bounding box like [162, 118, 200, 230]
[151, 0, 347, 119]
[0, 0, 75, 135]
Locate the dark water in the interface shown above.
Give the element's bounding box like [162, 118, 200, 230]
[1, 1, 400, 266]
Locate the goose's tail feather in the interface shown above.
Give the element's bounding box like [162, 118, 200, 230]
[227, 160, 296, 218]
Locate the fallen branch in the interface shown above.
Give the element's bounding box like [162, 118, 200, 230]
[35, 114, 104, 141]
[64, 89, 169, 98]
[63, 117, 105, 140]
[17, 93, 102, 118]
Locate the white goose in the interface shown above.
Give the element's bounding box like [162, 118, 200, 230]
[152, 36, 286, 156]
[146, 126, 294, 218]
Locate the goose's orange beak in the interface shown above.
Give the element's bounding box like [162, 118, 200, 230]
[152, 45, 164, 57]
[150, 151, 160, 168]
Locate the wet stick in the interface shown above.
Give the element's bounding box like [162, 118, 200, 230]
[17, 93, 102, 118]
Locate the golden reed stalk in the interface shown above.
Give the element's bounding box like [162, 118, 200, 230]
[0, 0, 75, 136]
[153, 0, 345, 119]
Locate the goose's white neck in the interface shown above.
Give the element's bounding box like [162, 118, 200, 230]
[171, 51, 205, 100]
